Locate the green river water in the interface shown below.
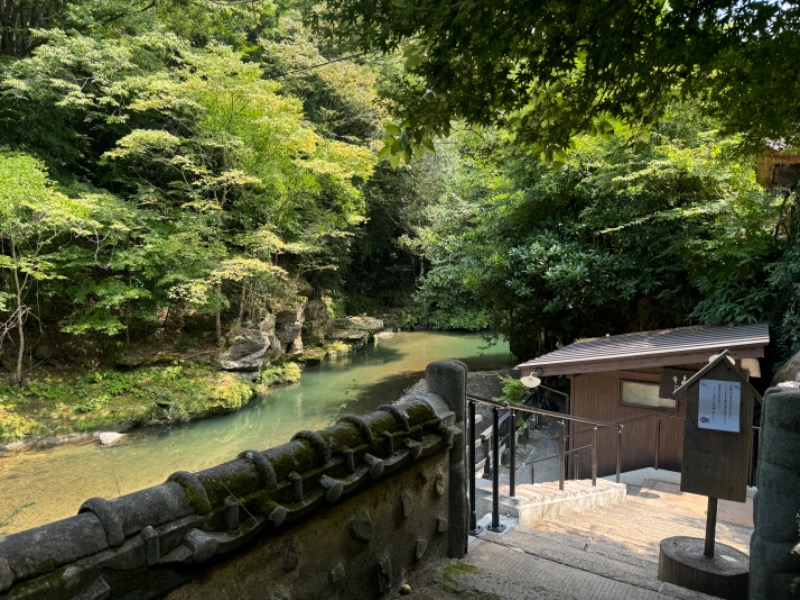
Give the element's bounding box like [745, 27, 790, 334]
[0, 332, 512, 535]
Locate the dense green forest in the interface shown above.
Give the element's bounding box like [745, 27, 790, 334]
[1, 0, 799, 424]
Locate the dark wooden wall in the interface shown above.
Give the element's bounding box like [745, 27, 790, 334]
[569, 371, 686, 478]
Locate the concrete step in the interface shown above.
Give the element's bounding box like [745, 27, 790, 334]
[498, 522, 661, 574]
[430, 531, 721, 600]
[393, 472, 754, 600]
[476, 479, 628, 526]
[532, 491, 752, 562]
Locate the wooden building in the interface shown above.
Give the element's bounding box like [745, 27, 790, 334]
[516, 324, 769, 477]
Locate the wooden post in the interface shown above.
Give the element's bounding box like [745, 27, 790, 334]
[704, 497, 718, 557]
[658, 352, 759, 599]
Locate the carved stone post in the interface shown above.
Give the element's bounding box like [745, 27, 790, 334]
[426, 359, 468, 559]
[750, 387, 800, 599]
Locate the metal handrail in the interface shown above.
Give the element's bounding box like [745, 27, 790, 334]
[467, 394, 620, 430]
[467, 395, 619, 488]
[466, 393, 759, 536]
[615, 413, 684, 427]
[526, 444, 593, 465]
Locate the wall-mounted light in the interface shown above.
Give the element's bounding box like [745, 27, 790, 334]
[740, 358, 761, 379]
[520, 374, 541, 389]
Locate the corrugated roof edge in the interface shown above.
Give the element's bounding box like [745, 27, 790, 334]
[518, 324, 769, 368]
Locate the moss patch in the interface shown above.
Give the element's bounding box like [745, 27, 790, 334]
[325, 341, 353, 359]
[252, 363, 302, 396]
[442, 561, 479, 577]
[0, 363, 256, 444]
[299, 341, 353, 364]
[436, 561, 499, 599]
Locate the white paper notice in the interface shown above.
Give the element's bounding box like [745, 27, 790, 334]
[698, 379, 741, 433]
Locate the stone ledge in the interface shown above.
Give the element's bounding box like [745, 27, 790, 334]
[476, 479, 627, 526]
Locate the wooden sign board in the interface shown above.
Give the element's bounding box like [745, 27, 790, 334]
[678, 355, 756, 503]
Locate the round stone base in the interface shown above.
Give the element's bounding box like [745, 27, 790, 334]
[658, 536, 749, 600]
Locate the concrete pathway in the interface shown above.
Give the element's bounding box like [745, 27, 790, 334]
[387, 470, 753, 600]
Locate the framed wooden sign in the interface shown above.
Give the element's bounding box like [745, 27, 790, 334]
[676, 353, 759, 503]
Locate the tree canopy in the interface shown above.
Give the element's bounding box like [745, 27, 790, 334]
[314, 0, 800, 156]
[0, 0, 799, 384]
[0, 0, 388, 379]
[403, 108, 794, 359]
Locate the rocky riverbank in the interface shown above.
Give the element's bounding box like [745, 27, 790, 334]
[0, 305, 392, 450]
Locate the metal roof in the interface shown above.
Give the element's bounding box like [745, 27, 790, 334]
[517, 324, 769, 376]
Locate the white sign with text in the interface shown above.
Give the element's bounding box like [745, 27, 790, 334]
[698, 379, 741, 433]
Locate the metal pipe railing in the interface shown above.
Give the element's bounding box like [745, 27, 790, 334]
[467, 393, 762, 538]
[488, 407, 505, 533]
[467, 394, 619, 430]
[592, 426, 598, 487]
[655, 417, 661, 471]
[468, 400, 483, 535]
[558, 420, 566, 490]
[527, 444, 593, 484]
[508, 409, 516, 498]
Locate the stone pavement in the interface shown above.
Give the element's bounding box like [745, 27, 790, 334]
[386, 470, 753, 600]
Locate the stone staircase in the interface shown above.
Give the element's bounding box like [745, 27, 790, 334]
[388, 470, 754, 600]
[476, 478, 628, 526]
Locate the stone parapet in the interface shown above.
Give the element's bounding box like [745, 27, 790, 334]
[0, 360, 469, 600]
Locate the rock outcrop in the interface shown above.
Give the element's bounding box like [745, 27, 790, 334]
[771, 350, 800, 386]
[330, 316, 385, 350]
[216, 310, 384, 371]
[275, 307, 305, 355]
[302, 299, 331, 345]
[216, 317, 281, 372]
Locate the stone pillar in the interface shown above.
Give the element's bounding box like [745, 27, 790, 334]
[750, 387, 800, 599]
[425, 359, 468, 559]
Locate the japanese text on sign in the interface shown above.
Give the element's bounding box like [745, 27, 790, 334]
[698, 379, 741, 433]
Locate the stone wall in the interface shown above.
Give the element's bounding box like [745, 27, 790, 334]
[0, 361, 468, 600]
[749, 385, 800, 599]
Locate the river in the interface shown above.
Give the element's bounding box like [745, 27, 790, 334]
[0, 332, 512, 535]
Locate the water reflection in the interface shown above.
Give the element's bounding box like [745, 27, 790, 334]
[0, 332, 512, 533]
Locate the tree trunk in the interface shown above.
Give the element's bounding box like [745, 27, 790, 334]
[238, 283, 247, 325]
[11, 240, 25, 385]
[216, 283, 223, 343]
[15, 306, 24, 385]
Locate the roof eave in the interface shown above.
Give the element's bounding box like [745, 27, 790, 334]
[518, 345, 766, 377]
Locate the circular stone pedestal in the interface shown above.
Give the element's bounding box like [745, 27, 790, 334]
[658, 536, 749, 600]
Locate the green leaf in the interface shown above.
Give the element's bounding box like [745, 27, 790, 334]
[389, 151, 403, 169]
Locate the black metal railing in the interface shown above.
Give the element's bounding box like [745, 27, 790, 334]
[467, 395, 761, 535]
[467, 394, 622, 533]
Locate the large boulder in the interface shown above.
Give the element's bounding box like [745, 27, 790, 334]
[216, 319, 276, 371]
[303, 299, 331, 345]
[276, 307, 305, 355]
[771, 350, 800, 386]
[329, 316, 385, 351]
[259, 315, 284, 361]
[332, 316, 384, 333]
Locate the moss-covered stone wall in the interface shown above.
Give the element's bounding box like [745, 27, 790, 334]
[0, 360, 468, 600]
